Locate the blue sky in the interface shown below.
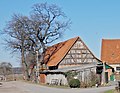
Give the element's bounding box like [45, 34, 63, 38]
[0, 0, 120, 67]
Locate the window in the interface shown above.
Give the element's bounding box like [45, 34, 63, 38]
[116, 67, 120, 71]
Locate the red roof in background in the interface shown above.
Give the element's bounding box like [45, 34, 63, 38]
[44, 37, 79, 66]
[101, 39, 120, 64]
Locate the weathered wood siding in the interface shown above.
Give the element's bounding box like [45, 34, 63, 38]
[59, 39, 99, 68]
[77, 67, 96, 82]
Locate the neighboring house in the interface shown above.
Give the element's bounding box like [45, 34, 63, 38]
[101, 39, 120, 81]
[40, 37, 103, 85]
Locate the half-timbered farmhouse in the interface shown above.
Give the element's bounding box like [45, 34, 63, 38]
[40, 37, 103, 86]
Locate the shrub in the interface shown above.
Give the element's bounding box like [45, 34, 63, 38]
[64, 71, 78, 82]
[80, 81, 88, 88]
[68, 79, 80, 88]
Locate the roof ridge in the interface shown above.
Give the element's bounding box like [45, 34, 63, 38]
[47, 36, 79, 48]
[102, 39, 120, 40]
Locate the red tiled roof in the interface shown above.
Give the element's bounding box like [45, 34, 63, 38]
[44, 37, 79, 66]
[101, 39, 120, 64]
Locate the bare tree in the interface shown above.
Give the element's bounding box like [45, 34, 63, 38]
[29, 2, 71, 70]
[3, 14, 32, 80]
[2, 2, 71, 81]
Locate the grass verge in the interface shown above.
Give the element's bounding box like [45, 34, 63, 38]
[104, 89, 115, 93]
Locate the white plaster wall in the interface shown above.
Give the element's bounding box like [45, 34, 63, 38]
[109, 64, 120, 72]
[46, 74, 68, 85]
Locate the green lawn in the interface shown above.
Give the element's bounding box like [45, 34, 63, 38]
[104, 89, 116, 93]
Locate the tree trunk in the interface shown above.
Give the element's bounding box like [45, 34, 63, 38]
[21, 48, 30, 81]
[40, 42, 46, 70]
